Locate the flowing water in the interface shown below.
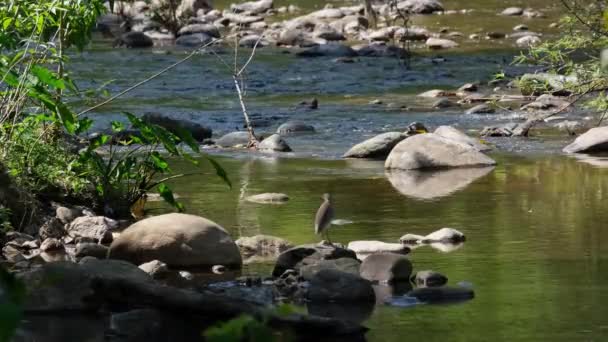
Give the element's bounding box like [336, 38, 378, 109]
[19, 0, 608, 341]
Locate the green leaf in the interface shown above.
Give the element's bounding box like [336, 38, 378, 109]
[111, 121, 125, 133]
[150, 152, 169, 171]
[158, 183, 184, 212]
[30, 65, 65, 89]
[55, 101, 77, 133]
[205, 156, 231, 188]
[75, 117, 93, 134]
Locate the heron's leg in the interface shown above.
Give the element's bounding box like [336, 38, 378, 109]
[326, 229, 332, 245]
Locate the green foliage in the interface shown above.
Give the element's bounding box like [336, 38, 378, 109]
[515, 1, 608, 110]
[203, 304, 297, 342]
[0, 206, 12, 232]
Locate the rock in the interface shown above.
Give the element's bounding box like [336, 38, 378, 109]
[296, 44, 357, 58]
[56, 206, 81, 224]
[563, 126, 608, 153]
[40, 238, 63, 252]
[421, 227, 466, 243]
[347, 241, 410, 256]
[272, 243, 357, 277]
[176, 0, 212, 18]
[75, 242, 109, 259]
[395, 26, 430, 41]
[236, 234, 293, 259]
[138, 260, 170, 279]
[245, 193, 290, 204]
[314, 27, 346, 41]
[2, 245, 26, 263]
[343, 132, 407, 159]
[521, 94, 569, 111]
[407, 286, 474, 303]
[108, 213, 242, 267]
[299, 258, 361, 281]
[176, 32, 213, 47]
[177, 23, 220, 38]
[116, 31, 153, 48]
[222, 12, 264, 25]
[500, 7, 523, 16]
[239, 34, 266, 47]
[514, 24, 529, 31]
[516, 35, 541, 47]
[179, 270, 194, 280]
[486, 32, 506, 39]
[399, 234, 426, 244]
[212, 265, 226, 274]
[386, 166, 495, 200]
[554, 120, 583, 134]
[426, 38, 458, 49]
[39, 217, 66, 240]
[307, 269, 375, 303]
[411, 270, 448, 287]
[458, 83, 478, 92]
[142, 112, 212, 141]
[67, 216, 117, 243]
[433, 126, 491, 152]
[397, 0, 444, 14]
[466, 103, 495, 114]
[432, 98, 454, 108]
[385, 133, 497, 170]
[309, 8, 344, 19]
[17, 259, 151, 312]
[258, 134, 292, 152]
[277, 120, 315, 134]
[356, 43, 408, 58]
[418, 89, 452, 98]
[359, 253, 413, 283]
[216, 131, 250, 148]
[480, 123, 520, 137]
[231, 0, 273, 15]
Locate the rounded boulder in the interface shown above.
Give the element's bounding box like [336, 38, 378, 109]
[108, 213, 242, 268]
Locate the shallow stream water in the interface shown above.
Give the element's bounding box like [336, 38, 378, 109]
[16, 0, 608, 341]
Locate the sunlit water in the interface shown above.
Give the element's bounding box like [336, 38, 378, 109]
[16, 0, 608, 341]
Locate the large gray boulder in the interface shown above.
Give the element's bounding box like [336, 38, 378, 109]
[385, 133, 497, 170]
[272, 243, 357, 277]
[176, 32, 214, 47]
[108, 213, 242, 267]
[307, 269, 375, 303]
[142, 112, 212, 141]
[258, 134, 292, 152]
[231, 0, 273, 15]
[359, 253, 413, 283]
[343, 132, 407, 159]
[433, 126, 492, 152]
[563, 126, 608, 153]
[397, 0, 444, 14]
[216, 131, 250, 147]
[177, 23, 220, 38]
[17, 259, 151, 312]
[67, 216, 117, 243]
[386, 166, 494, 200]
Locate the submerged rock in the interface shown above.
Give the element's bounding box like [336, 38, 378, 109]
[296, 44, 358, 58]
[142, 112, 212, 141]
[421, 227, 466, 243]
[343, 132, 407, 159]
[108, 213, 242, 267]
[385, 133, 497, 170]
[276, 120, 315, 134]
[426, 38, 458, 49]
[465, 103, 495, 114]
[245, 193, 290, 204]
[563, 126, 608, 153]
[359, 253, 413, 283]
[500, 7, 523, 16]
[307, 269, 375, 303]
[411, 270, 448, 287]
[407, 286, 474, 303]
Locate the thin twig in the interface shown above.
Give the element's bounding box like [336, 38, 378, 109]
[77, 39, 222, 117]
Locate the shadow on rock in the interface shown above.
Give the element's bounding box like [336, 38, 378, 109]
[386, 166, 495, 200]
